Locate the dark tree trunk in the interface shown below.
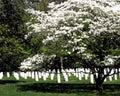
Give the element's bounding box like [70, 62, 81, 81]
[94, 68, 104, 93]
[95, 76, 104, 93]
[96, 80, 103, 93]
[60, 57, 63, 69]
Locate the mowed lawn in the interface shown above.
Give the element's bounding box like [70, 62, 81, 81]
[0, 74, 120, 96]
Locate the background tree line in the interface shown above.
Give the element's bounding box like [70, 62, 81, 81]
[0, 0, 31, 72]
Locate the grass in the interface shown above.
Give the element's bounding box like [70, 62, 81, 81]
[0, 73, 120, 96]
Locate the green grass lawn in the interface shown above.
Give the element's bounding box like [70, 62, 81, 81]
[0, 74, 120, 96]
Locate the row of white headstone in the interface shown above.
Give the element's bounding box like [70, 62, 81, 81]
[0, 68, 120, 83]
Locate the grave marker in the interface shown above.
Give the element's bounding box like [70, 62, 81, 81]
[57, 69, 61, 83]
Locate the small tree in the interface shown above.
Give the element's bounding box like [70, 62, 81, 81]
[80, 32, 120, 92]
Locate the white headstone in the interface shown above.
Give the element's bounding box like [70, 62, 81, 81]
[24, 72, 27, 79]
[85, 74, 89, 80]
[27, 71, 31, 77]
[109, 75, 113, 81]
[114, 74, 117, 80]
[38, 72, 42, 78]
[65, 74, 68, 82]
[96, 73, 98, 78]
[107, 68, 110, 72]
[0, 72, 3, 79]
[115, 69, 118, 74]
[42, 72, 47, 81]
[119, 68, 120, 72]
[85, 69, 90, 80]
[119, 68, 120, 76]
[90, 74, 94, 84]
[110, 69, 114, 75]
[57, 70, 61, 83]
[7, 72, 10, 78]
[32, 71, 35, 79]
[45, 72, 49, 79]
[13, 72, 19, 80]
[62, 69, 68, 82]
[104, 69, 107, 75]
[78, 72, 82, 80]
[20, 72, 23, 78]
[50, 70, 55, 80]
[35, 71, 39, 81]
[81, 68, 85, 77]
[63, 73, 68, 82]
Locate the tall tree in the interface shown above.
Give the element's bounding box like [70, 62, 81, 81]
[0, 0, 30, 72]
[23, 0, 120, 92]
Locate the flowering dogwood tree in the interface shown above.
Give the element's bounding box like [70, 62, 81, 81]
[23, 0, 120, 92]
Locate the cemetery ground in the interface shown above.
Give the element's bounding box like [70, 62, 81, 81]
[0, 73, 120, 96]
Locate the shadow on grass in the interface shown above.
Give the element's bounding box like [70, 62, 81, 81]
[18, 83, 96, 93]
[18, 83, 120, 95]
[0, 80, 25, 84]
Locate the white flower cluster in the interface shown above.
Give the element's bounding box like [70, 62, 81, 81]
[26, 0, 120, 41]
[20, 54, 43, 70]
[20, 54, 55, 71]
[22, 0, 120, 69]
[104, 55, 120, 65]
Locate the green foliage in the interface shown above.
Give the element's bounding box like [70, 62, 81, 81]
[0, 38, 29, 71]
[25, 0, 67, 12]
[41, 37, 68, 56]
[0, 0, 30, 71]
[27, 32, 47, 55]
[0, 0, 28, 40]
[87, 32, 120, 61]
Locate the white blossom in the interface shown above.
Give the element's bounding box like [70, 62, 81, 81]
[22, 0, 120, 69]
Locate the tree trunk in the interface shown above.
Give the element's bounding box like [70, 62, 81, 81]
[95, 79, 104, 93]
[94, 67, 105, 93]
[60, 57, 63, 69]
